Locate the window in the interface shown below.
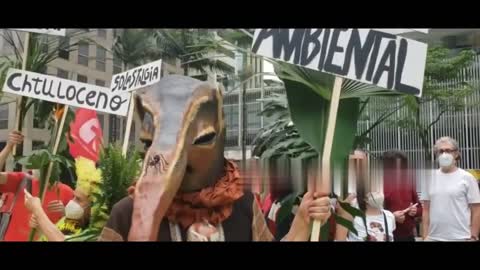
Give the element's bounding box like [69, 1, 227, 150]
[40, 36, 49, 54]
[57, 68, 69, 79]
[78, 42, 89, 66]
[95, 79, 105, 87]
[32, 141, 46, 150]
[109, 115, 121, 143]
[96, 46, 106, 72]
[58, 36, 70, 60]
[77, 74, 87, 83]
[113, 56, 122, 74]
[97, 29, 107, 39]
[0, 105, 8, 129]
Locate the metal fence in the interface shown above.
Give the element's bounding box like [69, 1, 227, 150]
[223, 86, 286, 149]
[358, 54, 480, 193]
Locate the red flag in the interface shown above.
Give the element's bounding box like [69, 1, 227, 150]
[68, 108, 103, 162]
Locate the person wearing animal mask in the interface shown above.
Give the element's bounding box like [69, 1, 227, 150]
[421, 136, 480, 241]
[98, 75, 331, 242]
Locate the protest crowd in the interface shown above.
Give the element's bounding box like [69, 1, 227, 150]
[0, 28, 479, 242]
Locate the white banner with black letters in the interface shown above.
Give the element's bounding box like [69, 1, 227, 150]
[251, 29, 428, 97]
[110, 59, 162, 93]
[3, 68, 131, 116]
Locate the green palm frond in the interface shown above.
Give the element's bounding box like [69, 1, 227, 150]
[99, 144, 140, 212]
[112, 29, 156, 67]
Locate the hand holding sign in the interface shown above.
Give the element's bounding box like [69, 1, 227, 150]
[29, 215, 39, 229]
[24, 189, 42, 214]
[297, 192, 331, 224]
[7, 130, 24, 147]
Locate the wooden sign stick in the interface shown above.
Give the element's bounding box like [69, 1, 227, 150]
[40, 105, 70, 201]
[310, 76, 343, 242]
[29, 105, 69, 241]
[122, 95, 135, 157]
[12, 32, 30, 157]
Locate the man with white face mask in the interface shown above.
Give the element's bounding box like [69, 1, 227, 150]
[421, 136, 480, 241]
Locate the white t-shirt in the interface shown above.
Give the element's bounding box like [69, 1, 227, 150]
[421, 168, 480, 241]
[347, 206, 396, 242]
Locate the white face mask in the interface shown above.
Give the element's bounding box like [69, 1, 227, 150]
[65, 200, 84, 220]
[366, 192, 384, 210]
[438, 153, 454, 168]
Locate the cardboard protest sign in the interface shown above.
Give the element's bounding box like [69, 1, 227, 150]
[12, 28, 66, 36]
[251, 29, 428, 97]
[374, 29, 429, 35]
[3, 68, 131, 116]
[110, 59, 162, 93]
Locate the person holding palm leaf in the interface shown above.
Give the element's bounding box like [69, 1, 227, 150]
[0, 130, 73, 241]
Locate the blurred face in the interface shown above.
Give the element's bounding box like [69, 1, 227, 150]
[365, 192, 384, 210]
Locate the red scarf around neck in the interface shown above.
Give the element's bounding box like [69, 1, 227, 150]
[129, 160, 244, 229]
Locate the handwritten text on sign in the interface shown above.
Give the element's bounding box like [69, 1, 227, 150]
[12, 29, 66, 36]
[3, 69, 131, 116]
[110, 59, 162, 93]
[252, 29, 428, 96]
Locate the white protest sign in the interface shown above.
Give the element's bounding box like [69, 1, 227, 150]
[3, 68, 131, 116]
[251, 29, 428, 97]
[110, 59, 162, 93]
[12, 28, 66, 36]
[374, 29, 429, 35]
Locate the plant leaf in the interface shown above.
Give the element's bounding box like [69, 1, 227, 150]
[338, 201, 364, 219]
[335, 215, 358, 235]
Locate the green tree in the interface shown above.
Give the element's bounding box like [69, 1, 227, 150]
[149, 29, 234, 76]
[387, 46, 475, 160]
[112, 29, 156, 70]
